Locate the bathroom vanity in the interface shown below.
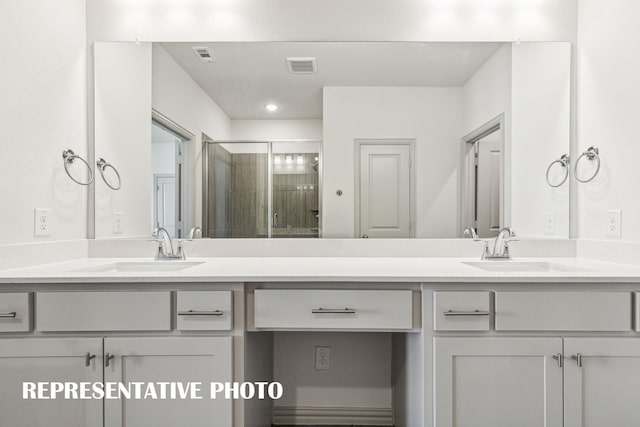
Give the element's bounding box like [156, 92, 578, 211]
[2, 256, 640, 427]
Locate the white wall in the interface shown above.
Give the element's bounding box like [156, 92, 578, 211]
[0, 0, 87, 244]
[86, 0, 577, 43]
[323, 87, 463, 238]
[511, 42, 571, 238]
[230, 119, 322, 141]
[462, 44, 512, 136]
[94, 43, 152, 238]
[152, 44, 232, 231]
[576, 0, 640, 241]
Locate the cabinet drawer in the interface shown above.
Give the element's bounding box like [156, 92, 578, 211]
[176, 291, 233, 331]
[0, 293, 31, 332]
[36, 291, 171, 332]
[495, 291, 631, 331]
[254, 289, 413, 330]
[434, 291, 490, 331]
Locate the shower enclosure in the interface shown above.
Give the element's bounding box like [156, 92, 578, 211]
[202, 140, 321, 238]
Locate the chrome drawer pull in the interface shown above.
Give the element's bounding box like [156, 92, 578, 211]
[312, 308, 357, 314]
[444, 310, 490, 316]
[178, 310, 224, 316]
[0, 312, 17, 318]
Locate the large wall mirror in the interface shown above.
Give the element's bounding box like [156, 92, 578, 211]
[93, 41, 570, 239]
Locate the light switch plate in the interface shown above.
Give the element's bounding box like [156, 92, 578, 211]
[34, 208, 51, 237]
[606, 209, 622, 238]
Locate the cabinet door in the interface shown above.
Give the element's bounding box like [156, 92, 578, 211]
[104, 336, 233, 427]
[564, 338, 640, 427]
[434, 337, 563, 427]
[0, 338, 103, 427]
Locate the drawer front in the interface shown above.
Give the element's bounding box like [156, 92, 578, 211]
[254, 289, 413, 330]
[176, 291, 233, 331]
[0, 293, 31, 332]
[37, 291, 171, 332]
[495, 291, 631, 331]
[434, 291, 490, 331]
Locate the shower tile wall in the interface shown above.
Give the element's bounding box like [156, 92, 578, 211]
[272, 153, 319, 238]
[206, 145, 267, 238]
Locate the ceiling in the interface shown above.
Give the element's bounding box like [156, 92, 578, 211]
[161, 42, 504, 120]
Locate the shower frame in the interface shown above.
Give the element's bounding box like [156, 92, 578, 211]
[202, 139, 323, 238]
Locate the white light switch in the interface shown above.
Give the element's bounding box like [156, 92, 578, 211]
[34, 208, 51, 237]
[606, 209, 622, 238]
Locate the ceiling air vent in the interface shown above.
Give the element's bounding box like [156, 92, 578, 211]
[192, 47, 214, 63]
[286, 57, 317, 74]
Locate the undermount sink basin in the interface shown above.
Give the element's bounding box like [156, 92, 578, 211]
[463, 261, 583, 273]
[73, 261, 204, 273]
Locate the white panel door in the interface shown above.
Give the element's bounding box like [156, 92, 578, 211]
[104, 336, 233, 427]
[476, 132, 502, 238]
[0, 338, 103, 427]
[359, 143, 412, 238]
[564, 338, 640, 427]
[435, 337, 563, 427]
[154, 174, 176, 236]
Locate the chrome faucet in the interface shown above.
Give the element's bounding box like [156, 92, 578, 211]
[187, 226, 202, 239]
[465, 226, 517, 260]
[152, 226, 185, 260]
[490, 227, 517, 259]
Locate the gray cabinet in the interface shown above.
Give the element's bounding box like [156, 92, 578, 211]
[0, 338, 103, 427]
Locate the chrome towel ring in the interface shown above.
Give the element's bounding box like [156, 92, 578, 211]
[62, 149, 94, 186]
[96, 158, 122, 190]
[546, 154, 570, 188]
[574, 146, 601, 183]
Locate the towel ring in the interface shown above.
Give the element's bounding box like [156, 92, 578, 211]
[96, 158, 122, 190]
[574, 146, 600, 183]
[546, 154, 570, 188]
[62, 149, 94, 186]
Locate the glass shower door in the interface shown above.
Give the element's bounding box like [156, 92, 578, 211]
[203, 140, 320, 238]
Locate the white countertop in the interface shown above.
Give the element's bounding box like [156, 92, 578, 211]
[2, 256, 640, 284]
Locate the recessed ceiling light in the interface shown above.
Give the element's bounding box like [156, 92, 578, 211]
[265, 104, 278, 112]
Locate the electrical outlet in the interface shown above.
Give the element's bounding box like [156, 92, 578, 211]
[315, 346, 330, 371]
[34, 208, 51, 237]
[606, 209, 622, 238]
[544, 212, 555, 236]
[113, 212, 123, 234]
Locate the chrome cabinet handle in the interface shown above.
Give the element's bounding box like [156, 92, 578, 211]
[552, 353, 563, 368]
[85, 353, 96, 367]
[312, 308, 357, 314]
[105, 353, 115, 368]
[0, 312, 17, 318]
[571, 353, 582, 367]
[178, 310, 224, 316]
[443, 310, 490, 316]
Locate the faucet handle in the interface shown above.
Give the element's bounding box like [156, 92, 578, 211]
[175, 242, 186, 260]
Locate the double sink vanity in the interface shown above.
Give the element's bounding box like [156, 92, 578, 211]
[2, 240, 640, 427]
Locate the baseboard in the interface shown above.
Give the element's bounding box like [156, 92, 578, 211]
[272, 406, 393, 425]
